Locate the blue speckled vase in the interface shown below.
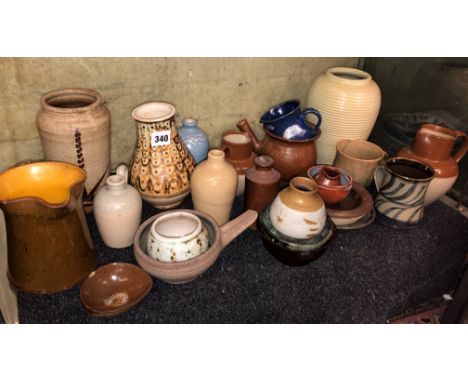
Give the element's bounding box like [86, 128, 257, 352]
[178, 118, 209, 164]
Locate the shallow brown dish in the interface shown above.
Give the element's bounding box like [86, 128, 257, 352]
[80, 262, 152, 317]
[326, 182, 374, 227]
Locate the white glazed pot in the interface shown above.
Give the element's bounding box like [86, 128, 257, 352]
[269, 177, 326, 239]
[147, 211, 209, 262]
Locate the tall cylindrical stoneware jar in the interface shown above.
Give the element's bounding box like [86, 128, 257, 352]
[307, 67, 381, 165]
[93, 165, 142, 248]
[190, 149, 238, 225]
[36, 88, 111, 211]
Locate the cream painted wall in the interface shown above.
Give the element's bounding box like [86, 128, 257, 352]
[0, 57, 359, 171]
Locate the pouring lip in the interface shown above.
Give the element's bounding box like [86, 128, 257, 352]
[260, 99, 301, 124]
[0, 161, 87, 209]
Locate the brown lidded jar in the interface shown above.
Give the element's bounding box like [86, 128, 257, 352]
[244, 155, 281, 228]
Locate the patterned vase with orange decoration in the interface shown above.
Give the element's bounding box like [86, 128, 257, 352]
[129, 101, 196, 209]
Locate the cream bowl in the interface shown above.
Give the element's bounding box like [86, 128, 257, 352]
[147, 211, 209, 262]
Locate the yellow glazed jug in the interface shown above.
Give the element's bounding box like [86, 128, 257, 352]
[0, 162, 96, 293]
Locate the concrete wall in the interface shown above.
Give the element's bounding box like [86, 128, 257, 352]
[0, 57, 359, 171]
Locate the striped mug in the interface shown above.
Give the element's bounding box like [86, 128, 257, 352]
[374, 157, 434, 229]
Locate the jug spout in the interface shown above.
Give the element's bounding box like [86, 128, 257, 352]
[220, 209, 258, 249]
[237, 119, 261, 153]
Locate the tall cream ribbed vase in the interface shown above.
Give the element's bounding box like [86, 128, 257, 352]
[307, 67, 381, 164]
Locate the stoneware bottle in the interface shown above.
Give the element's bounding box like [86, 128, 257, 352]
[397, 123, 468, 205]
[244, 155, 280, 227]
[221, 130, 256, 196]
[129, 101, 196, 209]
[93, 164, 142, 249]
[178, 118, 209, 164]
[36, 88, 111, 212]
[190, 149, 238, 225]
[269, 177, 326, 239]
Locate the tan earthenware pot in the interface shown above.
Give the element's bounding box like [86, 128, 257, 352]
[129, 101, 196, 209]
[36, 88, 111, 212]
[307, 67, 381, 164]
[269, 177, 326, 239]
[190, 149, 238, 225]
[334, 139, 387, 187]
[397, 123, 468, 205]
[134, 209, 258, 284]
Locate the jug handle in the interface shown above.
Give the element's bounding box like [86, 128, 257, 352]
[453, 130, 468, 163]
[236, 119, 261, 153]
[220, 210, 258, 249]
[116, 163, 129, 183]
[374, 165, 386, 192]
[301, 108, 322, 130]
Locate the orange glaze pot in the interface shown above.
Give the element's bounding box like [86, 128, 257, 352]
[0, 162, 96, 293]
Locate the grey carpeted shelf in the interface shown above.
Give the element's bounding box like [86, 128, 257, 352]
[11, 196, 468, 324]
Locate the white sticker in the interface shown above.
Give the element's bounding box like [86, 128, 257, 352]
[151, 130, 171, 147]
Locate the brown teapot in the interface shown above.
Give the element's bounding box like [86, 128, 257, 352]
[236, 119, 320, 181]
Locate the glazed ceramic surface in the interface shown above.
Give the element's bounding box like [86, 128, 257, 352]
[260, 99, 322, 140]
[307, 165, 353, 205]
[397, 124, 468, 205]
[237, 119, 320, 181]
[258, 205, 335, 266]
[0, 162, 96, 293]
[244, 155, 281, 227]
[178, 118, 209, 164]
[147, 211, 209, 262]
[307, 67, 381, 164]
[221, 131, 256, 196]
[93, 164, 142, 249]
[129, 101, 195, 209]
[326, 182, 374, 227]
[374, 157, 434, 228]
[190, 150, 238, 225]
[134, 209, 257, 284]
[36, 88, 111, 211]
[270, 177, 326, 239]
[334, 139, 387, 187]
[80, 262, 152, 317]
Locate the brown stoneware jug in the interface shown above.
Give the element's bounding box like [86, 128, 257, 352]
[244, 155, 280, 228]
[0, 162, 96, 293]
[397, 123, 468, 205]
[220, 130, 256, 196]
[236, 119, 320, 181]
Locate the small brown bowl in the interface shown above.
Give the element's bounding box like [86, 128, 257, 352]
[134, 209, 257, 284]
[307, 165, 353, 205]
[80, 262, 152, 317]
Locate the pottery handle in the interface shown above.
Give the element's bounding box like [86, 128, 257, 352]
[116, 163, 129, 183]
[373, 165, 386, 192]
[236, 118, 261, 153]
[453, 130, 468, 163]
[219, 210, 258, 249]
[301, 108, 322, 130]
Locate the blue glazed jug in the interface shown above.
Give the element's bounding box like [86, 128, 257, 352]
[178, 118, 209, 164]
[260, 99, 322, 140]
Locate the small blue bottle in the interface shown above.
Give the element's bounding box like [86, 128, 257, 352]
[178, 118, 209, 164]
